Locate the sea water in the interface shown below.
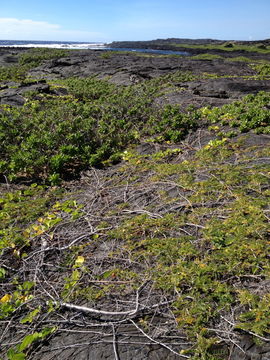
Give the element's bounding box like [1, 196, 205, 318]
[0, 40, 106, 50]
[0, 40, 189, 55]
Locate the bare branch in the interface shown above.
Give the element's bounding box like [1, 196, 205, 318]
[130, 319, 190, 359]
[112, 324, 119, 360]
[122, 209, 163, 219]
[58, 302, 139, 317]
[221, 316, 270, 342]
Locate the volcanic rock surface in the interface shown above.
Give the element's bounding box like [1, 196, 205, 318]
[0, 44, 270, 360]
[1, 47, 270, 109]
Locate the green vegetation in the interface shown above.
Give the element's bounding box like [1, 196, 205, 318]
[7, 327, 56, 360]
[0, 48, 70, 82]
[0, 72, 199, 183]
[1, 79, 269, 183]
[0, 184, 81, 253]
[1, 137, 270, 358]
[0, 47, 270, 359]
[103, 138, 270, 357]
[190, 53, 224, 60]
[251, 63, 270, 76]
[226, 56, 254, 62]
[173, 42, 270, 53]
[190, 53, 270, 66]
[19, 47, 69, 67]
[100, 50, 186, 59]
[200, 91, 270, 133]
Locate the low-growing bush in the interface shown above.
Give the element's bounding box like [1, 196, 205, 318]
[0, 74, 199, 183]
[1, 67, 270, 183]
[19, 48, 70, 67]
[0, 48, 70, 82]
[191, 53, 224, 60]
[251, 63, 270, 76]
[200, 91, 270, 132]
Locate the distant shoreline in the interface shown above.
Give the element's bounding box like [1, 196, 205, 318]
[1, 38, 269, 60]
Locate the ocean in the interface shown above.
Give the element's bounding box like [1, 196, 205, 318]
[0, 40, 106, 50]
[0, 40, 189, 55]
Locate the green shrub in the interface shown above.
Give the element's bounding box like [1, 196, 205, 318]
[0, 74, 199, 182]
[0, 49, 70, 83]
[226, 56, 253, 62]
[191, 53, 224, 60]
[200, 91, 270, 132]
[0, 64, 30, 82]
[173, 42, 270, 54]
[19, 48, 69, 67]
[251, 63, 270, 76]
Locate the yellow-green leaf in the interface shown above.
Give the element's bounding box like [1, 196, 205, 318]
[0, 294, 12, 303]
[75, 256, 85, 266]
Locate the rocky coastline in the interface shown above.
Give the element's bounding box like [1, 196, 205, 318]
[0, 41, 270, 360]
[1, 44, 270, 107]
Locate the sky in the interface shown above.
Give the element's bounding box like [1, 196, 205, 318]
[0, 0, 269, 43]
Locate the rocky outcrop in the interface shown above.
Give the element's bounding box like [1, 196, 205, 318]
[29, 332, 270, 360]
[1, 49, 270, 110]
[108, 38, 270, 57]
[0, 80, 50, 106]
[27, 51, 258, 83]
[0, 48, 28, 66]
[155, 78, 270, 109]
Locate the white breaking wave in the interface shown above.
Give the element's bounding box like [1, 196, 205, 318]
[0, 41, 190, 56]
[0, 42, 106, 49]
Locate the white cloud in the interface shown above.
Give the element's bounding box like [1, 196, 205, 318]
[0, 18, 60, 36]
[0, 18, 104, 41]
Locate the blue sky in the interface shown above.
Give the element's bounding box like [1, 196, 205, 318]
[0, 0, 269, 42]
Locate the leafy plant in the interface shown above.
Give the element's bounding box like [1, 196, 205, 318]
[191, 53, 224, 60]
[200, 91, 270, 133]
[19, 48, 69, 67]
[7, 327, 56, 360]
[0, 72, 200, 182]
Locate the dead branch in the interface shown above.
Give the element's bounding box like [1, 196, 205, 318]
[130, 319, 190, 359]
[221, 316, 270, 342]
[112, 324, 119, 360]
[185, 222, 206, 229]
[122, 209, 163, 219]
[57, 302, 139, 317]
